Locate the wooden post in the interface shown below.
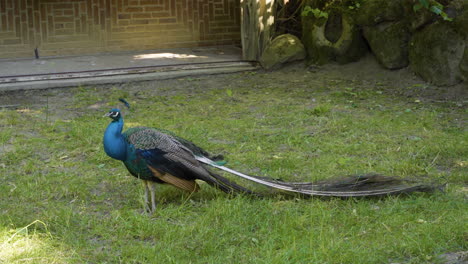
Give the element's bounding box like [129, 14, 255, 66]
[241, 0, 277, 61]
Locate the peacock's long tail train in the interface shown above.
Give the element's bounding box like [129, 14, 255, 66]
[196, 156, 438, 197]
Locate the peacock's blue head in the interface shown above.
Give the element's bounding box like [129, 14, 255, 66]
[104, 108, 122, 121]
[104, 99, 130, 121]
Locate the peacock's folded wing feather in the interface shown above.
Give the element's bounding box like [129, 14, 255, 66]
[123, 127, 255, 194]
[151, 127, 224, 161]
[122, 127, 201, 189]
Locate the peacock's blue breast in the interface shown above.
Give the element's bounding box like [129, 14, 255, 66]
[123, 144, 159, 182]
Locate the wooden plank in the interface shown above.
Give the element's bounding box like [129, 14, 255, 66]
[241, 0, 277, 61]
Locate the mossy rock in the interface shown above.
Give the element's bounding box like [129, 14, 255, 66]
[354, 0, 406, 26]
[450, 3, 468, 38]
[401, 0, 437, 32]
[460, 48, 468, 81]
[452, 6, 468, 81]
[302, 12, 367, 65]
[409, 21, 466, 86]
[363, 21, 410, 69]
[259, 34, 306, 70]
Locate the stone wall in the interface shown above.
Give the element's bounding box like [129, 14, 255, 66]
[301, 0, 467, 86]
[0, 0, 241, 59]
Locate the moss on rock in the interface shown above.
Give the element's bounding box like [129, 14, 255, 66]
[363, 21, 410, 69]
[460, 48, 468, 81]
[453, 7, 468, 82]
[409, 21, 466, 86]
[259, 34, 306, 70]
[302, 12, 367, 65]
[401, 0, 437, 32]
[354, 0, 406, 26]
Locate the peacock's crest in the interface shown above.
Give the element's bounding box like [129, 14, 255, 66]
[119, 98, 131, 109]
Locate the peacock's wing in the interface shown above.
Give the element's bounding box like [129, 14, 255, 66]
[150, 127, 224, 161]
[124, 127, 216, 192]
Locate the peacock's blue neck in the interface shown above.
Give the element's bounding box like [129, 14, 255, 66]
[103, 117, 127, 161]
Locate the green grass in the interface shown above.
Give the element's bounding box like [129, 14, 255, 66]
[0, 71, 466, 263]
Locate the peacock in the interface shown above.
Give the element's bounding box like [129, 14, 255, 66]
[103, 99, 437, 212]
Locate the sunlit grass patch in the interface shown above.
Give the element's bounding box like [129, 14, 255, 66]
[0, 220, 79, 264]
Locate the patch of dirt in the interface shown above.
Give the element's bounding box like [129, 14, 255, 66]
[0, 87, 80, 120]
[0, 143, 14, 156]
[0, 55, 466, 113]
[437, 251, 468, 264]
[309, 55, 467, 103]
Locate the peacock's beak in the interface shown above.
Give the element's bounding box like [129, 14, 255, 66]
[103, 112, 112, 117]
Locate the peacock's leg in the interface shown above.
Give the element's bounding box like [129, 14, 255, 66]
[148, 181, 157, 212]
[143, 180, 151, 212]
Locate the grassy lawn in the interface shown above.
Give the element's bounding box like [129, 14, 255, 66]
[0, 66, 466, 263]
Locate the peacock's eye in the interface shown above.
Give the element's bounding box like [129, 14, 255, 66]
[111, 111, 120, 118]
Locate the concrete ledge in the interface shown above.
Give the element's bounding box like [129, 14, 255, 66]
[0, 62, 257, 92]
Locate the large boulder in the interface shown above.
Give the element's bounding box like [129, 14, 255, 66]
[354, 0, 406, 26]
[302, 12, 367, 65]
[451, 1, 468, 81]
[460, 46, 468, 82]
[461, 48, 468, 81]
[400, 0, 438, 32]
[451, 2, 468, 38]
[453, 6, 468, 82]
[363, 21, 410, 69]
[409, 21, 466, 86]
[259, 34, 306, 70]
[409, 4, 468, 86]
